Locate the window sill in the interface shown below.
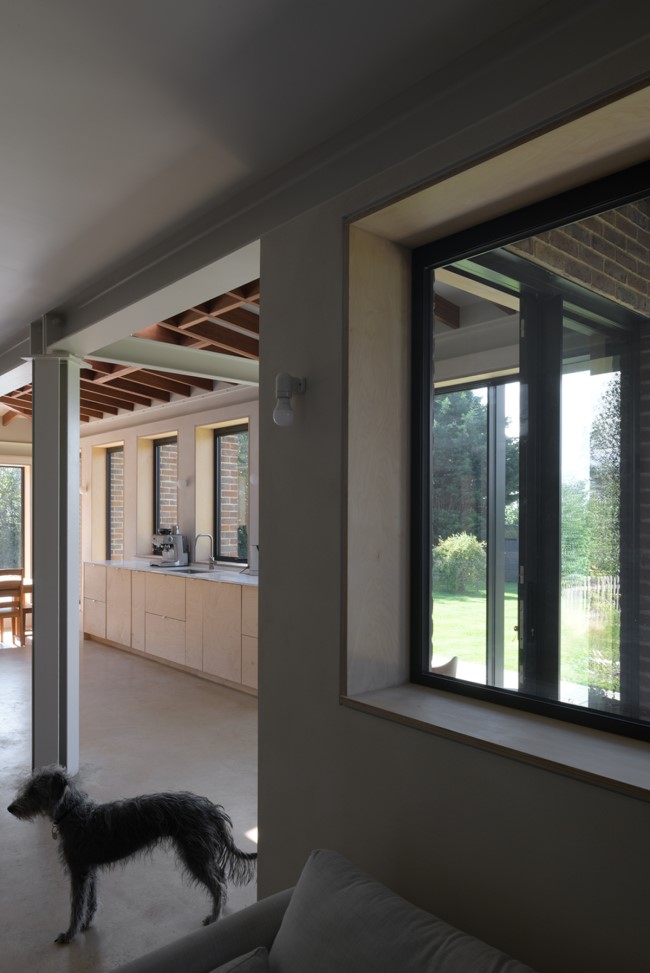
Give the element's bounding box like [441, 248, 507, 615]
[341, 684, 650, 803]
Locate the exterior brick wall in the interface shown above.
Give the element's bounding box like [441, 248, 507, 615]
[219, 437, 241, 557]
[108, 447, 124, 559]
[509, 199, 650, 314]
[217, 429, 248, 559]
[156, 440, 178, 530]
[638, 323, 650, 719]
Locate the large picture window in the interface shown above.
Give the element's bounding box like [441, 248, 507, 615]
[412, 161, 650, 739]
[214, 425, 249, 562]
[0, 466, 24, 570]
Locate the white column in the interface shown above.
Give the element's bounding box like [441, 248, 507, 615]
[31, 333, 82, 774]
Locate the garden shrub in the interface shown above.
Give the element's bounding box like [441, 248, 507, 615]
[433, 532, 486, 593]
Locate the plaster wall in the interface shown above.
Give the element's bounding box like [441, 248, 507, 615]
[257, 8, 650, 972]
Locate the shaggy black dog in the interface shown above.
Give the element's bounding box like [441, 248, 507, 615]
[7, 765, 257, 944]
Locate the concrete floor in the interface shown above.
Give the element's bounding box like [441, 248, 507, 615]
[0, 639, 258, 973]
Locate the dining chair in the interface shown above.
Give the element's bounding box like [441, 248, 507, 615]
[0, 577, 24, 646]
[21, 579, 33, 642]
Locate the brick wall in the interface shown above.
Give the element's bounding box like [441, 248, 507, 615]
[157, 440, 178, 530]
[509, 199, 650, 314]
[638, 323, 650, 719]
[108, 448, 124, 559]
[217, 430, 248, 559]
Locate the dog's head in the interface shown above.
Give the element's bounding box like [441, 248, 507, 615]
[7, 765, 71, 820]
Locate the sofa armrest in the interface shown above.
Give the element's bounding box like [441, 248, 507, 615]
[111, 888, 293, 973]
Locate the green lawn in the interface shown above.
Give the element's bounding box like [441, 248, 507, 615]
[432, 583, 619, 690]
[432, 583, 518, 674]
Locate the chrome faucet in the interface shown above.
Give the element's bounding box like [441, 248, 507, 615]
[194, 533, 216, 569]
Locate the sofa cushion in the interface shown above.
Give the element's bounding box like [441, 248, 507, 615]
[212, 946, 269, 972]
[269, 849, 536, 973]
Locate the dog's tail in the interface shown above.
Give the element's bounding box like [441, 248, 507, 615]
[221, 834, 257, 886]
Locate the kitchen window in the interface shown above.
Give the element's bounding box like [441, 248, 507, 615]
[214, 425, 249, 562]
[411, 161, 650, 740]
[153, 436, 178, 533]
[106, 446, 124, 560]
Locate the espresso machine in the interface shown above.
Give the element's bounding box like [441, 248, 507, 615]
[151, 525, 189, 567]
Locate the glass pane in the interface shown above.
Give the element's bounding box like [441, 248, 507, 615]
[107, 448, 124, 559]
[0, 466, 23, 569]
[217, 430, 249, 559]
[560, 322, 623, 712]
[431, 388, 488, 682]
[156, 440, 178, 530]
[502, 382, 520, 690]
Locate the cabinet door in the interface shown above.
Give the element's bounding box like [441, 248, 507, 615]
[84, 597, 106, 639]
[145, 574, 185, 620]
[242, 586, 258, 638]
[84, 563, 106, 603]
[131, 572, 146, 651]
[145, 613, 186, 665]
[185, 579, 204, 670]
[106, 568, 132, 645]
[242, 635, 258, 689]
[202, 582, 242, 682]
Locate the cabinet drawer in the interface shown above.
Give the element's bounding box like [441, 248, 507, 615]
[84, 597, 106, 639]
[145, 612, 186, 665]
[145, 574, 186, 620]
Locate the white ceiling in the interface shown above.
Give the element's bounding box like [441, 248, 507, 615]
[0, 0, 548, 355]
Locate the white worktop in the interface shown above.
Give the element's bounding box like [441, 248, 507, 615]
[88, 559, 259, 587]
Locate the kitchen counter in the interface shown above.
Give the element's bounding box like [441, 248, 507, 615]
[83, 560, 259, 694]
[87, 559, 259, 586]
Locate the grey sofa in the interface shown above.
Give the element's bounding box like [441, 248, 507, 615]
[113, 848, 537, 973]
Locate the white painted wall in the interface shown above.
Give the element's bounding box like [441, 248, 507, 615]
[257, 8, 650, 973]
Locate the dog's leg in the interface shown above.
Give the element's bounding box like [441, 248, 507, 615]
[199, 865, 228, 926]
[55, 870, 90, 944]
[81, 870, 98, 931]
[176, 839, 227, 925]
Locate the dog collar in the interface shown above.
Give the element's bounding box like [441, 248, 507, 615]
[52, 804, 72, 839]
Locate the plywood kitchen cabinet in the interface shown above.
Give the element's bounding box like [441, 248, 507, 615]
[202, 581, 242, 683]
[185, 580, 203, 670]
[83, 563, 258, 695]
[241, 587, 259, 688]
[106, 567, 132, 645]
[83, 563, 106, 639]
[144, 573, 185, 664]
[131, 571, 146, 651]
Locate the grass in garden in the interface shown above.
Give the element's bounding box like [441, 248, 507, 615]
[432, 582, 620, 689]
[432, 582, 518, 673]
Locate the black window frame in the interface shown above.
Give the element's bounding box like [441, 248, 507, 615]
[411, 160, 650, 742]
[213, 424, 249, 564]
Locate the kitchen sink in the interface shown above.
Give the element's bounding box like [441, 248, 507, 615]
[164, 567, 209, 574]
